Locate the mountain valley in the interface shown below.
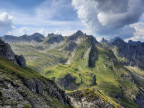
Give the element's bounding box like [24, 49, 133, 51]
[1, 31, 144, 108]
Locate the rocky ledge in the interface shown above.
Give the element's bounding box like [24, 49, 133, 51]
[67, 89, 121, 108]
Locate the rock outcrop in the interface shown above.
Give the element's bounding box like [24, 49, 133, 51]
[100, 38, 109, 45]
[23, 79, 71, 105]
[67, 89, 120, 108]
[57, 74, 78, 90]
[134, 89, 144, 108]
[0, 39, 26, 67]
[110, 38, 144, 69]
[88, 44, 98, 68]
[15, 55, 26, 67]
[65, 42, 77, 51]
[46, 34, 64, 44]
[0, 69, 71, 108]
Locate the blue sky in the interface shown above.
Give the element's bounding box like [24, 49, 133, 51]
[0, 0, 85, 37]
[0, 0, 144, 41]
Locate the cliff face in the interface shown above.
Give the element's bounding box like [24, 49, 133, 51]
[0, 39, 26, 67]
[0, 72, 71, 108]
[88, 44, 98, 68]
[111, 38, 144, 69]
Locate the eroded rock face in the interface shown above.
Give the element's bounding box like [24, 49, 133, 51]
[111, 38, 144, 69]
[65, 42, 77, 51]
[57, 74, 78, 90]
[135, 95, 144, 108]
[23, 79, 71, 105]
[0, 39, 26, 67]
[135, 90, 144, 108]
[91, 75, 97, 85]
[23, 79, 44, 95]
[0, 73, 71, 108]
[15, 55, 26, 67]
[67, 89, 115, 108]
[88, 44, 98, 68]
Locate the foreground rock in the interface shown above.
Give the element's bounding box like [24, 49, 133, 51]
[0, 39, 26, 67]
[67, 89, 122, 108]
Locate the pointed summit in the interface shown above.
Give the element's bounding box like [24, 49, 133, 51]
[67, 30, 85, 41]
[75, 30, 83, 35]
[100, 37, 109, 44]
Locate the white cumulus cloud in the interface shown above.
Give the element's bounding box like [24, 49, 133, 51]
[0, 12, 14, 35]
[72, 0, 144, 39]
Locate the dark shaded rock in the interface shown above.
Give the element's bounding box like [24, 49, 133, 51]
[0, 39, 16, 62]
[88, 44, 98, 68]
[135, 95, 144, 108]
[128, 40, 142, 46]
[57, 74, 78, 90]
[0, 39, 26, 67]
[65, 42, 77, 51]
[110, 38, 144, 69]
[135, 90, 144, 108]
[91, 75, 97, 85]
[30, 33, 44, 42]
[47, 34, 64, 44]
[15, 55, 26, 67]
[24, 79, 44, 95]
[23, 78, 71, 105]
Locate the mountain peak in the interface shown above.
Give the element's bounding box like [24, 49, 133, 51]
[31, 33, 44, 37]
[100, 37, 109, 44]
[75, 30, 83, 35]
[110, 36, 123, 43]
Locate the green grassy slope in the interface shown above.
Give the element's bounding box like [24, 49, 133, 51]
[43, 44, 139, 107]
[8, 36, 142, 108]
[10, 42, 68, 72]
[0, 56, 71, 108]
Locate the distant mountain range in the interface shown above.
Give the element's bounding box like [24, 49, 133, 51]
[1, 31, 144, 107]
